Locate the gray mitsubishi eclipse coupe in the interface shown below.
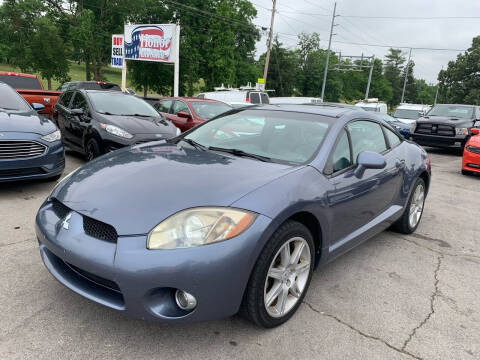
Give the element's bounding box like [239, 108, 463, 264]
[36, 105, 431, 327]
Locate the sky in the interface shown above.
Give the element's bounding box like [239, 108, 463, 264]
[251, 0, 480, 84]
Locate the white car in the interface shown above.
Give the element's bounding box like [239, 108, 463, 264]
[393, 103, 432, 124]
[197, 89, 269, 105]
[355, 99, 388, 113]
[269, 97, 323, 105]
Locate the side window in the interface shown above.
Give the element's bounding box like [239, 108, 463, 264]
[331, 130, 352, 173]
[260, 93, 270, 104]
[172, 101, 190, 115]
[155, 100, 172, 113]
[249, 92, 261, 104]
[71, 93, 89, 115]
[384, 126, 401, 148]
[59, 91, 74, 107]
[347, 120, 387, 162]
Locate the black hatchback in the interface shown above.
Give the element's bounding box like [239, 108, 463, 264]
[54, 90, 179, 160]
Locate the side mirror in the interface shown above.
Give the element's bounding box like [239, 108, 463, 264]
[32, 103, 45, 112]
[71, 108, 84, 115]
[470, 128, 479, 136]
[354, 151, 387, 178]
[177, 111, 192, 120]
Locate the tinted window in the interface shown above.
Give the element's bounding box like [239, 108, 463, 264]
[155, 100, 172, 113]
[260, 93, 270, 104]
[0, 83, 31, 111]
[185, 110, 332, 164]
[189, 101, 232, 119]
[71, 93, 89, 114]
[88, 92, 159, 117]
[59, 91, 74, 107]
[81, 82, 121, 91]
[0, 75, 42, 90]
[249, 92, 261, 104]
[331, 130, 352, 172]
[172, 101, 190, 115]
[347, 121, 387, 162]
[427, 105, 473, 119]
[384, 126, 401, 148]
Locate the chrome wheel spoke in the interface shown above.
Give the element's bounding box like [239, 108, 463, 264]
[295, 262, 310, 275]
[268, 267, 283, 280]
[290, 241, 305, 266]
[265, 282, 282, 307]
[276, 286, 288, 315]
[280, 245, 291, 267]
[290, 282, 301, 298]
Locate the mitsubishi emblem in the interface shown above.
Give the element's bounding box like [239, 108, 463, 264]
[43, 97, 50, 104]
[61, 212, 72, 230]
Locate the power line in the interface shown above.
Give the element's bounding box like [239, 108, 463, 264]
[339, 15, 480, 20]
[331, 40, 467, 52]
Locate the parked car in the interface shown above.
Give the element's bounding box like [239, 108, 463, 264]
[462, 128, 480, 175]
[57, 81, 122, 92]
[393, 103, 431, 124]
[153, 97, 233, 133]
[382, 114, 411, 139]
[411, 104, 480, 149]
[355, 98, 388, 113]
[197, 88, 270, 104]
[317, 102, 366, 111]
[0, 82, 64, 182]
[54, 89, 179, 160]
[36, 105, 430, 327]
[0, 72, 62, 119]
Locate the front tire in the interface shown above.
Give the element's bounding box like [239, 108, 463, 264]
[461, 169, 472, 176]
[241, 220, 315, 328]
[392, 178, 426, 234]
[85, 138, 101, 161]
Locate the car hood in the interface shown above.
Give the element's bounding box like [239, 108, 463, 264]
[0, 110, 56, 136]
[468, 135, 480, 147]
[99, 114, 177, 136]
[418, 116, 474, 127]
[52, 143, 301, 235]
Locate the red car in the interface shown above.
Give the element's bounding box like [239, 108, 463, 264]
[153, 97, 232, 133]
[462, 128, 480, 175]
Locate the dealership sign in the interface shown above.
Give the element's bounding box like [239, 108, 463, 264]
[111, 34, 124, 68]
[124, 24, 176, 63]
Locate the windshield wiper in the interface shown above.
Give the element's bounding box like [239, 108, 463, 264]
[127, 113, 152, 117]
[98, 111, 115, 115]
[208, 146, 271, 162]
[179, 138, 208, 151]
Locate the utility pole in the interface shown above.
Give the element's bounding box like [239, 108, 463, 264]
[434, 85, 439, 105]
[401, 48, 412, 103]
[365, 55, 375, 100]
[263, 0, 277, 86]
[321, 2, 337, 101]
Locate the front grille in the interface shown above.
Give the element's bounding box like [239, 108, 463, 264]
[466, 145, 480, 155]
[0, 140, 46, 159]
[83, 216, 118, 243]
[51, 198, 70, 219]
[64, 262, 121, 292]
[415, 123, 455, 137]
[0, 167, 44, 177]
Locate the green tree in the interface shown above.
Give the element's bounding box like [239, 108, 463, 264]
[30, 16, 70, 89]
[384, 48, 406, 107]
[402, 60, 417, 103]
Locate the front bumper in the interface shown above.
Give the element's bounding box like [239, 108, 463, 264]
[462, 149, 480, 173]
[411, 133, 466, 148]
[101, 132, 175, 153]
[36, 200, 272, 322]
[0, 132, 64, 182]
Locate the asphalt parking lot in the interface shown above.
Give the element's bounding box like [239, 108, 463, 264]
[1, 148, 479, 360]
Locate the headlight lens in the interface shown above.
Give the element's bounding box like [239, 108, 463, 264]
[147, 207, 257, 249]
[100, 123, 133, 139]
[409, 122, 416, 134]
[456, 128, 468, 136]
[176, 127, 181, 136]
[41, 130, 61, 142]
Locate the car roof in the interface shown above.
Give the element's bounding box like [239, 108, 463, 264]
[248, 104, 363, 118]
[0, 72, 38, 78]
[434, 104, 475, 107]
[397, 103, 431, 109]
[161, 97, 224, 103]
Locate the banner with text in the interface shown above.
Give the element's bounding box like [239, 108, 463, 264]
[124, 24, 177, 63]
[111, 34, 124, 68]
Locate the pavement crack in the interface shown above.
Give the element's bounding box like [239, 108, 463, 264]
[0, 238, 32, 248]
[303, 301, 422, 360]
[401, 254, 443, 353]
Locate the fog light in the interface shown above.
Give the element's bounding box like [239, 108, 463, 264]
[175, 289, 197, 311]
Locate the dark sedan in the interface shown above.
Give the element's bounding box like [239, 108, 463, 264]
[54, 90, 179, 160]
[382, 114, 411, 139]
[36, 105, 430, 327]
[0, 82, 64, 182]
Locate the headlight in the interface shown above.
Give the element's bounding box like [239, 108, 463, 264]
[41, 130, 61, 142]
[409, 122, 416, 134]
[147, 207, 257, 249]
[176, 127, 181, 136]
[100, 123, 133, 139]
[456, 128, 468, 136]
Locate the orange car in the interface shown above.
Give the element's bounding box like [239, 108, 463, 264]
[462, 128, 480, 175]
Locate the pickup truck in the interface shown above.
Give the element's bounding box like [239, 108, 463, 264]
[0, 72, 62, 119]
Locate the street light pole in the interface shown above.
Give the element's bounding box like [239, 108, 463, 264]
[321, 2, 337, 101]
[401, 48, 412, 103]
[263, 0, 277, 86]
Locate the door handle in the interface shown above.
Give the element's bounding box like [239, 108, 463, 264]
[396, 160, 406, 169]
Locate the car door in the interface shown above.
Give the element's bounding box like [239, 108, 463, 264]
[69, 92, 92, 149]
[170, 100, 193, 132]
[55, 91, 75, 145]
[326, 120, 403, 258]
[154, 100, 173, 119]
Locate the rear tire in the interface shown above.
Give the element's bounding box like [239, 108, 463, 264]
[392, 178, 426, 234]
[240, 220, 315, 328]
[85, 138, 101, 161]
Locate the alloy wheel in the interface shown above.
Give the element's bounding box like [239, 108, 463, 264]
[409, 184, 425, 228]
[264, 237, 311, 318]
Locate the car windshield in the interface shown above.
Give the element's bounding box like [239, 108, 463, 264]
[189, 101, 232, 119]
[427, 105, 473, 119]
[0, 83, 32, 111]
[183, 109, 332, 164]
[89, 92, 159, 117]
[359, 106, 377, 112]
[394, 109, 422, 120]
[0, 75, 42, 90]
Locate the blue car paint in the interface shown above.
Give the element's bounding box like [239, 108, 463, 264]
[36, 105, 430, 322]
[0, 110, 65, 182]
